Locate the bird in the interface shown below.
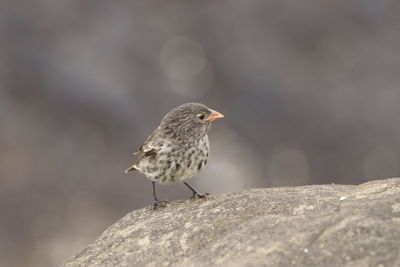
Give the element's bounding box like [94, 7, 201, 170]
[125, 103, 224, 208]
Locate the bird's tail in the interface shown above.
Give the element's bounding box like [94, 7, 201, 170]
[125, 165, 137, 174]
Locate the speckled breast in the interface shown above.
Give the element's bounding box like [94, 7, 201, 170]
[143, 135, 210, 184]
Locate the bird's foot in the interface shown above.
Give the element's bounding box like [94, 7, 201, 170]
[152, 200, 168, 209]
[191, 192, 210, 200]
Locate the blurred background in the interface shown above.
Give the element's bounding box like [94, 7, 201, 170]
[1, 0, 400, 266]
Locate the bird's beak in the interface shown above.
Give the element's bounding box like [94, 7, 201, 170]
[206, 109, 224, 122]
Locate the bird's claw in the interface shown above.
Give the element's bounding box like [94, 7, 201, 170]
[153, 200, 168, 209]
[191, 192, 210, 200]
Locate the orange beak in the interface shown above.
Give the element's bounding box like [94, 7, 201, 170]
[206, 109, 224, 122]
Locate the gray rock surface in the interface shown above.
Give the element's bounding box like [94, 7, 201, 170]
[61, 178, 400, 267]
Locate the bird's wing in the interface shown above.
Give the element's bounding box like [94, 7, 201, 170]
[134, 131, 162, 159]
[135, 145, 157, 158]
[126, 129, 167, 173]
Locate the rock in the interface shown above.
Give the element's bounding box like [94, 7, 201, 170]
[61, 178, 400, 267]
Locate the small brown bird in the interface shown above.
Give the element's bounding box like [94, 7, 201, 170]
[125, 103, 224, 208]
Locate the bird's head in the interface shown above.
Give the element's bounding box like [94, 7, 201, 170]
[160, 103, 224, 142]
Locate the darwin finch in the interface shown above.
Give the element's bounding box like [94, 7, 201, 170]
[125, 103, 224, 208]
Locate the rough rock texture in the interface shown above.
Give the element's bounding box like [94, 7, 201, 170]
[61, 178, 400, 267]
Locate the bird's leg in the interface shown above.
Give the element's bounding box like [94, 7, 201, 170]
[184, 182, 209, 199]
[152, 181, 168, 209]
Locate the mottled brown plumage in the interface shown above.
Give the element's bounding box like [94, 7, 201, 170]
[125, 103, 224, 208]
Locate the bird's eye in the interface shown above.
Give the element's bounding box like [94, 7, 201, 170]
[197, 114, 205, 120]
